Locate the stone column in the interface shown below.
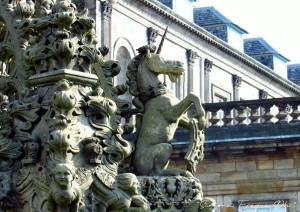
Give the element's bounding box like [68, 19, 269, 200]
[232, 74, 242, 101]
[83, 0, 101, 37]
[101, 1, 112, 57]
[147, 27, 158, 45]
[204, 58, 213, 103]
[176, 75, 184, 99]
[186, 49, 197, 94]
[199, 57, 204, 101]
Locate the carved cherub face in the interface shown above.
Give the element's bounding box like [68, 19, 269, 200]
[52, 164, 75, 189]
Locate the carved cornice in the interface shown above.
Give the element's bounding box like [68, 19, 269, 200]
[187, 49, 197, 67]
[131, 0, 300, 95]
[147, 27, 158, 45]
[204, 58, 213, 75]
[233, 74, 242, 88]
[101, 1, 112, 19]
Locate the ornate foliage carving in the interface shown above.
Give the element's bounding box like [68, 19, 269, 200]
[0, 0, 211, 210]
[101, 1, 112, 20]
[187, 49, 197, 67]
[139, 176, 206, 211]
[232, 74, 242, 89]
[204, 58, 213, 75]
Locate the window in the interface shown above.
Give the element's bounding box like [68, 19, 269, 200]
[239, 205, 287, 212]
[212, 85, 231, 126]
[214, 94, 226, 126]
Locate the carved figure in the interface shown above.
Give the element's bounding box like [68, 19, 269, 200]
[126, 45, 206, 176]
[139, 176, 203, 211]
[200, 198, 216, 212]
[184, 197, 216, 212]
[93, 173, 149, 211]
[0, 0, 212, 208]
[48, 163, 82, 212]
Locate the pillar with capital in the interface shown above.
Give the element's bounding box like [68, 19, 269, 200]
[232, 74, 242, 101]
[204, 58, 213, 103]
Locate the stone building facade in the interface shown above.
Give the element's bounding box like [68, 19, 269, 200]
[85, 0, 300, 211]
[88, 0, 300, 104]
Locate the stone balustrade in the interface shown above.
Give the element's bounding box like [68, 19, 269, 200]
[203, 97, 300, 127]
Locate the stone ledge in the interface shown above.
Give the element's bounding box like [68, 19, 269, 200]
[202, 179, 300, 195]
[28, 69, 98, 87]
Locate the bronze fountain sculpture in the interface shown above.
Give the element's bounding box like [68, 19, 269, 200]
[0, 0, 215, 211]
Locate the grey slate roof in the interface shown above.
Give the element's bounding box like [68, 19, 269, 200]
[244, 37, 289, 62]
[287, 64, 300, 85]
[157, 0, 173, 9]
[193, 6, 247, 34]
[157, 0, 196, 9]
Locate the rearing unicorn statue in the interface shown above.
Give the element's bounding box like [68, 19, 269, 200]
[126, 44, 206, 177]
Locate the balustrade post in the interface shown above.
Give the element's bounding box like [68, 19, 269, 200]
[249, 105, 260, 124]
[235, 106, 247, 125]
[276, 103, 290, 123]
[208, 107, 222, 127]
[289, 102, 300, 122]
[261, 103, 274, 124]
[223, 107, 233, 126]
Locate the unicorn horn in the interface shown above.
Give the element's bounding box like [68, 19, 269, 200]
[156, 26, 168, 54]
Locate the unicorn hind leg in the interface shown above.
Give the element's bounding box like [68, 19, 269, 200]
[134, 143, 172, 176]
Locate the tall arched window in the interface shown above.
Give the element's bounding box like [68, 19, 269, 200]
[115, 46, 132, 122]
[116, 46, 131, 87]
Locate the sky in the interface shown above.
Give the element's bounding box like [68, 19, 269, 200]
[193, 0, 300, 65]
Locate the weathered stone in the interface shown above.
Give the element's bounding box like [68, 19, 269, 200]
[236, 161, 256, 171]
[221, 172, 248, 181]
[205, 162, 236, 172]
[0, 1, 212, 210]
[274, 159, 294, 169]
[197, 173, 221, 183]
[278, 169, 298, 178]
[257, 160, 274, 170]
[283, 179, 300, 187]
[237, 181, 284, 194]
[207, 183, 237, 191]
[127, 44, 206, 177]
[247, 170, 278, 180]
